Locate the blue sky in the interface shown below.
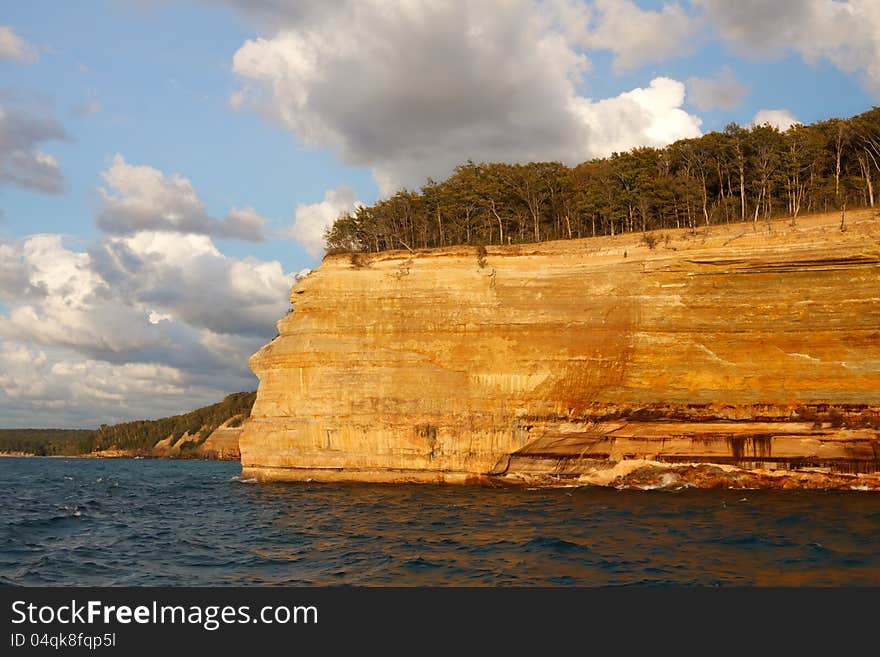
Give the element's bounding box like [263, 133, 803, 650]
[1, 0, 374, 268]
[0, 0, 877, 426]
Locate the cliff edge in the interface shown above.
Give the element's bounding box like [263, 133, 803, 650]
[241, 210, 880, 489]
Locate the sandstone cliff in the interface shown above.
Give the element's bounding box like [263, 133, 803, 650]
[241, 210, 880, 489]
[149, 420, 243, 460]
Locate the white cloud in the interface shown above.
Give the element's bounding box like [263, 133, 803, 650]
[97, 154, 269, 241]
[579, 0, 702, 70]
[696, 0, 880, 93]
[148, 310, 171, 324]
[220, 206, 269, 241]
[230, 0, 703, 194]
[753, 109, 799, 131]
[91, 230, 293, 337]
[0, 25, 38, 64]
[686, 67, 749, 111]
[573, 77, 702, 154]
[0, 341, 233, 427]
[284, 187, 360, 258]
[0, 229, 296, 425]
[0, 96, 67, 194]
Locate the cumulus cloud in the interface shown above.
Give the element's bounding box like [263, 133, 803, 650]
[0, 230, 295, 425]
[572, 77, 701, 155]
[695, 0, 880, 93]
[284, 187, 360, 258]
[229, 0, 703, 194]
[1, 145, 301, 425]
[752, 109, 800, 131]
[0, 341, 239, 427]
[97, 154, 268, 241]
[579, 0, 702, 70]
[686, 67, 749, 111]
[89, 231, 293, 339]
[0, 95, 67, 194]
[0, 25, 37, 63]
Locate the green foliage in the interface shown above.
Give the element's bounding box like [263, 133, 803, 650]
[415, 423, 438, 444]
[415, 424, 439, 457]
[92, 391, 257, 452]
[475, 244, 488, 268]
[0, 392, 256, 455]
[226, 415, 246, 428]
[0, 429, 95, 456]
[349, 252, 368, 268]
[325, 108, 880, 254]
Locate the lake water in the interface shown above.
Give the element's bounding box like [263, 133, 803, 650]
[2, 457, 879, 586]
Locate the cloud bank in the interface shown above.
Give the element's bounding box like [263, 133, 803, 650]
[97, 155, 268, 241]
[0, 152, 297, 426]
[229, 0, 703, 194]
[696, 0, 880, 92]
[0, 229, 293, 426]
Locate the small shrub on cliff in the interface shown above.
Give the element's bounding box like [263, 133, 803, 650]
[642, 233, 658, 250]
[826, 408, 846, 428]
[475, 244, 488, 268]
[415, 424, 439, 457]
[349, 252, 368, 268]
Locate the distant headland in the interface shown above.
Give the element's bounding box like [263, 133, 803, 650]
[0, 392, 253, 461]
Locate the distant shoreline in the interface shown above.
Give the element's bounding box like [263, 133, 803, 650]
[0, 452, 238, 461]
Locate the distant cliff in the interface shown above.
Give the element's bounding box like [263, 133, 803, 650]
[0, 392, 255, 460]
[240, 209, 880, 489]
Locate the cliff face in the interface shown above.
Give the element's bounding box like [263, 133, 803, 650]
[150, 422, 242, 460]
[240, 210, 880, 489]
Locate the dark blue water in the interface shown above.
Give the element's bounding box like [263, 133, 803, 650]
[2, 457, 880, 586]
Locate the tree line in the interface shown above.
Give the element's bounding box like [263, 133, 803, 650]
[0, 392, 256, 455]
[325, 107, 880, 253]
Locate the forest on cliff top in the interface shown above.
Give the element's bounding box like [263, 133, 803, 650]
[325, 108, 880, 254]
[0, 392, 255, 455]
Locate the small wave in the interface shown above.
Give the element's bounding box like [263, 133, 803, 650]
[64, 505, 83, 517]
[230, 475, 257, 484]
[524, 536, 586, 553]
[621, 472, 683, 491]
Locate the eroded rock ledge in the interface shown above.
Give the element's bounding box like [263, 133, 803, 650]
[240, 210, 880, 489]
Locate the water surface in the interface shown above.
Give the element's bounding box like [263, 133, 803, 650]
[2, 457, 879, 586]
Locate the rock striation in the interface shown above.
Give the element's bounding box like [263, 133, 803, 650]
[240, 210, 880, 489]
[149, 421, 243, 460]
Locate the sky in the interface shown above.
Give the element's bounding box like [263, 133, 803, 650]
[0, 0, 877, 427]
